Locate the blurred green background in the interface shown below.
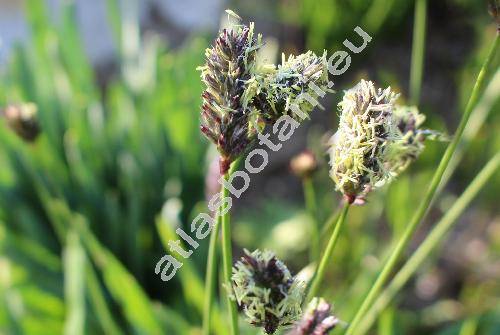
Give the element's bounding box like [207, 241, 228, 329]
[0, 0, 499, 334]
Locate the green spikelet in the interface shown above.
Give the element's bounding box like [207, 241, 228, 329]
[328, 80, 439, 202]
[252, 51, 330, 123]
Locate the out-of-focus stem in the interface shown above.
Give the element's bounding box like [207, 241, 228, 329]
[307, 203, 350, 301]
[320, 204, 341, 238]
[303, 177, 319, 262]
[459, 317, 479, 335]
[438, 69, 500, 192]
[409, 0, 427, 105]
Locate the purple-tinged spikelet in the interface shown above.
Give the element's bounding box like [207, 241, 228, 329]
[199, 21, 262, 174]
[288, 298, 339, 335]
[199, 11, 332, 174]
[231, 249, 305, 334]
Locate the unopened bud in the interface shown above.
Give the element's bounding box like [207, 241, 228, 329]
[290, 150, 318, 178]
[488, 0, 499, 31]
[2, 103, 40, 142]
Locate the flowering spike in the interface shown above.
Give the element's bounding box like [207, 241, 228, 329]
[288, 297, 339, 335]
[198, 19, 262, 174]
[231, 249, 305, 334]
[328, 80, 439, 201]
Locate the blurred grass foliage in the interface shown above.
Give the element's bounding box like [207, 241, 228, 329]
[0, 0, 213, 333]
[0, 0, 499, 334]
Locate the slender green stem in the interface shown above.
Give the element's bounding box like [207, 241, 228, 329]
[345, 34, 499, 335]
[86, 264, 122, 335]
[377, 307, 395, 335]
[320, 205, 341, 238]
[307, 203, 350, 301]
[202, 214, 221, 335]
[221, 168, 239, 335]
[303, 177, 319, 262]
[355, 152, 500, 335]
[459, 317, 479, 335]
[438, 69, 500, 193]
[409, 0, 427, 105]
[203, 161, 240, 335]
[361, 0, 395, 35]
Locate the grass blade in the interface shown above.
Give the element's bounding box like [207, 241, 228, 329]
[409, 0, 427, 105]
[63, 230, 86, 335]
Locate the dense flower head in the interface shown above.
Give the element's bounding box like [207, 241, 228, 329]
[1, 103, 40, 142]
[198, 21, 263, 174]
[231, 249, 305, 334]
[199, 11, 332, 174]
[288, 297, 339, 335]
[252, 51, 330, 123]
[328, 80, 435, 202]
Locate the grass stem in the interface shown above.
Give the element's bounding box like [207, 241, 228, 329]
[202, 213, 221, 335]
[203, 161, 240, 335]
[303, 177, 320, 262]
[459, 317, 479, 335]
[345, 34, 499, 335]
[320, 205, 342, 238]
[307, 202, 350, 301]
[409, 0, 427, 105]
[438, 69, 500, 192]
[355, 152, 500, 335]
[221, 165, 239, 335]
